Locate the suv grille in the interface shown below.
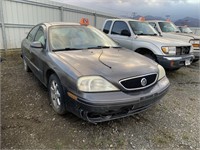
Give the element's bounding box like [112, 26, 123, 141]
[176, 46, 190, 55]
[119, 73, 158, 91]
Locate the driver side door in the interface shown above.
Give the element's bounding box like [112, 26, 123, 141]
[30, 26, 46, 82]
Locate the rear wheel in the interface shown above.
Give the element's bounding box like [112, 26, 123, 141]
[48, 74, 67, 115]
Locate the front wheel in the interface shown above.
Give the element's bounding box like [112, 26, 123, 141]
[48, 74, 67, 115]
[23, 58, 31, 72]
[143, 53, 156, 62]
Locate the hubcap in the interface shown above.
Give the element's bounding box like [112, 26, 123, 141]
[50, 80, 61, 109]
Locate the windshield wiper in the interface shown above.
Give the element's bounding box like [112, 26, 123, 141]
[52, 48, 83, 51]
[136, 33, 150, 36]
[112, 46, 121, 48]
[137, 33, 157, 36]
[149, 34, 158, 36]
[87, 46, 110, 49]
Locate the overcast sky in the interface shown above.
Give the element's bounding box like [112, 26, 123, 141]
[55, 0, 200, 20]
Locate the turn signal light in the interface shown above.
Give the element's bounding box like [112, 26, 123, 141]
[192, 44, 200, 48]
[67, 92, 78, 101]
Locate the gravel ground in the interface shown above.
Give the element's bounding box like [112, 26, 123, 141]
[1, 50, 200, 149]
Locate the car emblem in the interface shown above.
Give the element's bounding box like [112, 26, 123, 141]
[141, 78, 147, 86]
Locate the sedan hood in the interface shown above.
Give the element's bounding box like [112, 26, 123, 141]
[55, 48, 158, 82]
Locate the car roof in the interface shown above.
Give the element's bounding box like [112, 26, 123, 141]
[106, 18, 139, 22]
[147, 20, 166, 22]
[178, 26, 188, 27]
[38, 22, 81, 27]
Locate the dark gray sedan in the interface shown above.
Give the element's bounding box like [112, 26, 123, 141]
[21, 22, 170, 123]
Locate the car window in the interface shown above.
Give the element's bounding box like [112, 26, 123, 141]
[180, 27, 193, 33]
[129, 21, 158, 35]
[103, 21, 112, 34]
[27, 26, 40, 42]
[34, 27, 45, 46]
[149, 22, 156, 28]
[49, 25, 118, 50]
[158, 22, 180, 32]
[149, 22, 159, 32]
[111, 21, 130, 35]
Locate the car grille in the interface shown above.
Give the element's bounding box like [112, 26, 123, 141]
[176, 46, 190, 55]
[119, 73, 158, 91]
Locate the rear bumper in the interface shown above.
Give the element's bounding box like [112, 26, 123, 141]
[156, 54, 194, 69]
[65, 77, 170, 123]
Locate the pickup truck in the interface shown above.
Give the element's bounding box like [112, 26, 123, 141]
[102, 19, 194, 70]
[147, 20, 200, 62]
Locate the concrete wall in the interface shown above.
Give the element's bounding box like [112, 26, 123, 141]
[0, 0, 117, 50]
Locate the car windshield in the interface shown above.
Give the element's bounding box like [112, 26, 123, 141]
[129, 21, 158, 36]
[179, 27, 193, 33]
[49, 25, 118, 51]
[158, 22, 180, 33]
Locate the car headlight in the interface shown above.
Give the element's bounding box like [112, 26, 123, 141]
[190, 39, 200, 48]
[158, 65, 166, 80]
[77, 76, 119, 92]
[161, 46, 176, 55]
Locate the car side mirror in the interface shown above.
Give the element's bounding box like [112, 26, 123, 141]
[31, 41, 43, 49]
[121, 30, 131, 37]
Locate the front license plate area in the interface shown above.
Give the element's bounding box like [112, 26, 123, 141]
[185, 59, 191, 66]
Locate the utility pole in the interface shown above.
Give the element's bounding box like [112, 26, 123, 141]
[132, 12, 137, 19]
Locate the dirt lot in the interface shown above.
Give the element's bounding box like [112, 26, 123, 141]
[1, 51, 200, 149]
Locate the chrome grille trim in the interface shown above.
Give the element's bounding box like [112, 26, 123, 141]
[119, 73, 158, 91]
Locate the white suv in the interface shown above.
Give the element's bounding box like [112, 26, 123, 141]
[102, 19, 194, 70]
[147, 20, 200, 62]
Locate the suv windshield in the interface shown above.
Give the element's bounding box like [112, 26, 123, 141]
[129, 21, 158, 36]
[179, 27, 193, 33]
[158, 22, 180, 33]
[49, 25, 118, 50]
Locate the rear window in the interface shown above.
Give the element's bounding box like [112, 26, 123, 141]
[103, 21, 112, 34]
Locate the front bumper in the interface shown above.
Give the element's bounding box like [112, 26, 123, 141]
[65, 77, 170, 123]
[191, 51, 199, 61]
[156, 54, 194, 69]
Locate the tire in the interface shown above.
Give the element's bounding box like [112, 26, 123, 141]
[23, 58, 31, 72]
[48, 74, 67, 115]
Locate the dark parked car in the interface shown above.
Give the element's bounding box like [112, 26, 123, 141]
[21, 20, 170, 123]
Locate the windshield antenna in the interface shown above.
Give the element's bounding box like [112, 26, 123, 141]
[98, 50, 112, 69]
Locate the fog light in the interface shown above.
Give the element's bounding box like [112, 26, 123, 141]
[170, 61, 174, 67]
